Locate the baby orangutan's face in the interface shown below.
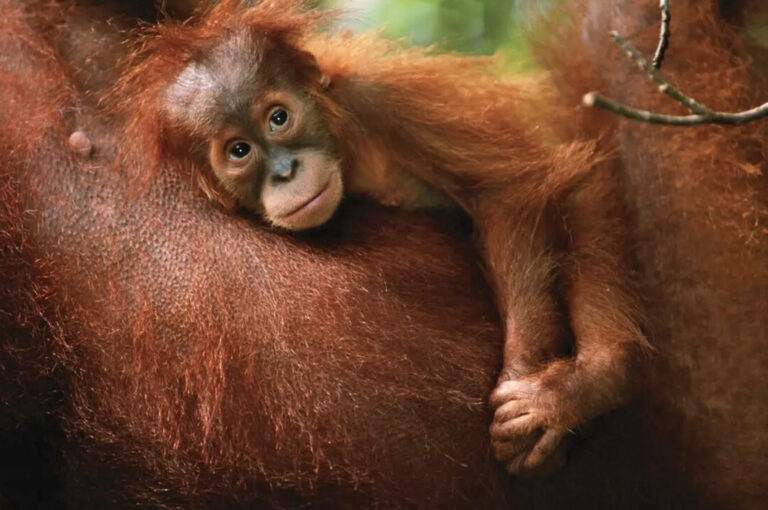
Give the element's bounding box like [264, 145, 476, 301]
[206, 90, 343, 231]
[163, 31, 343, 231]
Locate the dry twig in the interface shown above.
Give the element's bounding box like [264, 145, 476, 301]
[652, 0, 671, 68]
[583, 2, 768, 126]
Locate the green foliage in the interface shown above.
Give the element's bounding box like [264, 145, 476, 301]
[323, 0, 535, 66]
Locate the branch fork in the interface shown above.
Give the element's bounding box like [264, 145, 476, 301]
[583, 1, 768, 126]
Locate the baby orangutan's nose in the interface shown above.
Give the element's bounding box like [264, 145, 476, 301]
[270, 152, 300, 183]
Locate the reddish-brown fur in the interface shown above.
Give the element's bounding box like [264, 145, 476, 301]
[1, 0, 767, 508]
[113, 0, 646, 474]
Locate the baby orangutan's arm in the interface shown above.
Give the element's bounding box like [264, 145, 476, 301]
[478, 167, 644, 475]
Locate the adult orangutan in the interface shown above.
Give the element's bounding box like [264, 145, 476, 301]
[112, 0, 645, 476]
[0, 0, 767, 509]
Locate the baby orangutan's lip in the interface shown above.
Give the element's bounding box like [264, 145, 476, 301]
[278, 176, 335, 221]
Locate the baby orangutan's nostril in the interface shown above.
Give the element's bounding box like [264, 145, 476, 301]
[271, 157, 298, 183]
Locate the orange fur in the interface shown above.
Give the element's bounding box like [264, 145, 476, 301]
[2, 0, 768, 508]
[113, 0, 646, 475]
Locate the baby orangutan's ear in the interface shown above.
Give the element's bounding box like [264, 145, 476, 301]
[290, 47, 331, 89]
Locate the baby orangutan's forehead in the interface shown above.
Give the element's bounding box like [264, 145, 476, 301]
[162, 30, 273, 133]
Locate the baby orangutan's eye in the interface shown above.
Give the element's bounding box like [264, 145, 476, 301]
[268, 107, 289, 132]
[228, 141, 252, 161]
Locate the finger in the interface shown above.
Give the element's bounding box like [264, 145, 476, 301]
[490, 413, 539, 439]
[505, 451, 531, 475]
[523, 428, 565, 471]
[528, 441, 569, 478]
[491, 399, 528, 424]
[489, 379, 536, 408]
[493, 435, 538, 463]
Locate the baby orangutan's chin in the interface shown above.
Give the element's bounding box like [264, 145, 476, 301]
[267, 171, 344, 231]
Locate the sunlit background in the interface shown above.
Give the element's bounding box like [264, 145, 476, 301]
[318, 1, 768, 61]
[319, 0, 554, 63]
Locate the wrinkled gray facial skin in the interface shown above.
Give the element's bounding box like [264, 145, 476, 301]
[163, 31, 344, 231]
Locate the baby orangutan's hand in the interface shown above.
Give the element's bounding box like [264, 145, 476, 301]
[489, 372, 574, 476]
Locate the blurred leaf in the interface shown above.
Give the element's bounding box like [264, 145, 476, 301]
[434, 0, 486, 53]
[324, 0, 544, 69]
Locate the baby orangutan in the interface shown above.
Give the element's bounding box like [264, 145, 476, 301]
[117, 0, 645, 475]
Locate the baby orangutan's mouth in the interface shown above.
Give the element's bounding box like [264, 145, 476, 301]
[267, 170, 343, 232]
[279, 177, 333, 219]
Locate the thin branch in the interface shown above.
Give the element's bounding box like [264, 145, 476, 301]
[610, 31, 710, 114]
[583, 92, 768, 126]
[582, 5, 768, 127]
[652, 0, 670, 68]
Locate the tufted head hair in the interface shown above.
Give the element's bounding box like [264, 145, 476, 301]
[112, 0, 331, 180]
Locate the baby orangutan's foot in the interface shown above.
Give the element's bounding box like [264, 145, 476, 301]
[489, 374, 578, 476]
